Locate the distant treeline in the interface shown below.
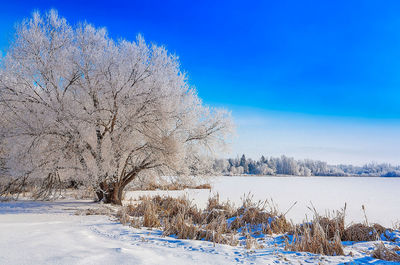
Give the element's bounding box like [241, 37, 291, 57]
[213, 155, 400, 177]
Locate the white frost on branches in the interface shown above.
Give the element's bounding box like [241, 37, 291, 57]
[0, 10, 232, 202]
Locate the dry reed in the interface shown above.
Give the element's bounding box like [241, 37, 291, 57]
[286, 222, 344, 256]
[372, 243, 400, 262]
[343, 223, 386, 242]
[118, 193, 291, 248]
[286, 204, 345, 256]
[117, 194, 397, 255]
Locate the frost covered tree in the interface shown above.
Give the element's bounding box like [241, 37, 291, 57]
[255, 163, 274, 175]
[239, 154, 248, 173]
[213, 159, 230, 175]
[0, 10, 232, 204]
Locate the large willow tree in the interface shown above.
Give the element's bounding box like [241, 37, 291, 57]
[0, 10, 232, 204]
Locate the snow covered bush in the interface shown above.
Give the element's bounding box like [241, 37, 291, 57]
[0, 10, 232, 204]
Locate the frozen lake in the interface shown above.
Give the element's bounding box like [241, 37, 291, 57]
[126, 176, 400, 227]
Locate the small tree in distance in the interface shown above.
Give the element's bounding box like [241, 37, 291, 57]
[0, 10, 232, 204]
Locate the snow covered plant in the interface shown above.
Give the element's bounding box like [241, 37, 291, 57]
[0, 10, 232, 204]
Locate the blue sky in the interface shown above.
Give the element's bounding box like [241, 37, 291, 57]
[1, 0, 400, 164]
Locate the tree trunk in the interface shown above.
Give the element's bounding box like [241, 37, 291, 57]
[96, 182, 123, 205]
[96, 173, 137, 205]
[104, 187, 122, 205]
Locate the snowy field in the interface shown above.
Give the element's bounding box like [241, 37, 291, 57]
[1, 200, 398, 265]
[1, 176, 400, 264]
[127, 176, 400, 227]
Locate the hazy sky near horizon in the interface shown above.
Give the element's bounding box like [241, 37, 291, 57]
[1, 0, 400, 165]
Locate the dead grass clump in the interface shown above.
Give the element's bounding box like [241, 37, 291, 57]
[194, 183, 212, 189]
[285, 205, 346, 256]
[163, 211, 238, 245]
[124, 194, 250, 247]
[230, 194, 293, 235]
[203, 194, 236, 223]
[124, 195, 201, 227]
[200, 215, 240, 246]
[124, 203, 138, 216]
[93, 192, 296, 250]
[371, 243, 400, 261]
[143, 201, 160, 227]
[312, 204, 346, 240]
[286, 222, 344, 256]
[318, 216, 345, 240]
[158, 196, 203, 224]
[131, 196, 194, 216]
[242, 207, 271, 224]
[285, 203, 395, 256]
[268, 216, 293, 235]
[294, 215, 345, 241]
[163, 213, 199, 239]
[343, 223, 387, 242]
[206, 193, 226, 211]
[202, 215, 229, 243]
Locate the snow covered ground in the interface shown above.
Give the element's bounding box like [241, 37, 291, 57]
[1, 200, 397, 265]
[0, 201, 255, 265]
[127, 176, 400, 227]
[1, 176, 400, 264]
